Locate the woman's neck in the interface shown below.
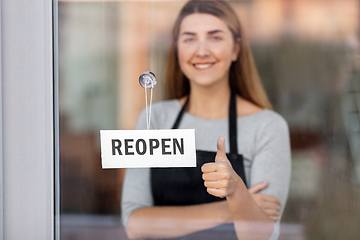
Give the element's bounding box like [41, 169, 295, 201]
[187, 83, 231, 119]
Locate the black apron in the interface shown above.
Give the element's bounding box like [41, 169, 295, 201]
[150, 92, 247, 239]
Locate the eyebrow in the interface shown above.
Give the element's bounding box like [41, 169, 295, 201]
[208, 30, 224, 34]
[181, 32, 196, 36]
[180, 29, 224, 36]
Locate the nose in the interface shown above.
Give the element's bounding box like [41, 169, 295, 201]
[195, 39, 210, 57]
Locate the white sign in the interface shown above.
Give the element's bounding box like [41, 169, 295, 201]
[100, 129, 196, 168]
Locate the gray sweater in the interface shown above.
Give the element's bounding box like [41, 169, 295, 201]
[121, 99, 291, 239]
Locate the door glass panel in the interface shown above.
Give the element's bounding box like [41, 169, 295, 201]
[58, 1, 360, 239]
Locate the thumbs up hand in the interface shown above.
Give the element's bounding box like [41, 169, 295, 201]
[201, 136, 242, 198]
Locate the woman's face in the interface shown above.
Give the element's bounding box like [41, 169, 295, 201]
[177, 13, 239, 89]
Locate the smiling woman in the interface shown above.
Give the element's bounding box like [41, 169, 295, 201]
[177, 14, 238, 90]
[121, 1, 291, 240]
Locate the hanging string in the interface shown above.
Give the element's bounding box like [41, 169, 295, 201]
[139, 71, 157, 130]
[145, 82, 154, 130]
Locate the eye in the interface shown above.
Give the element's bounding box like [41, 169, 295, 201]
[184, 37, 195, 43]
[212, 36, 222, 41]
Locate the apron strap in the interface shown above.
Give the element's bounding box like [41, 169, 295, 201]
[171, 92, 238, 155]
[229, 91, 238, 156]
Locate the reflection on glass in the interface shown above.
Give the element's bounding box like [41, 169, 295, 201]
[59, 0, 360, 239]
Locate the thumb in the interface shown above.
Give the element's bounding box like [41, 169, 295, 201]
[215, 136, 227, 162]
[248, 180, 269, 194]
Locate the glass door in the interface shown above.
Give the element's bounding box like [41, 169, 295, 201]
[57, 1, 360, 239]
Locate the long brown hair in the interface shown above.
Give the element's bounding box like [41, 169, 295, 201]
[165, 0, 272, 109]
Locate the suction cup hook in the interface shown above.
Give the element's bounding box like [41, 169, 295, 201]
[139, 71, 157, 130]
[139, 71, 157, 89]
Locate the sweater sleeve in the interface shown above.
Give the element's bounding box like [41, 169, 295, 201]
[121, 109, 154, 226]
[250, 114, 291, 218]
[249, 114, 291, 240]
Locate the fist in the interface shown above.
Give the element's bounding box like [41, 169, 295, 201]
[201, 136, 242, 198]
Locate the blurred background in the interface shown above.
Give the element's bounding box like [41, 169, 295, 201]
[58, 0, 360, 239]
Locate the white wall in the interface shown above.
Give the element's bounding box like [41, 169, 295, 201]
[1, 0, 55, 239]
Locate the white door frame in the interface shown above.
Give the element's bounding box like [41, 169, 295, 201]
[0, 0, 57, 239]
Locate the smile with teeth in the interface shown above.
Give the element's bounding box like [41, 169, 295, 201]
[193, 63, 214, 69]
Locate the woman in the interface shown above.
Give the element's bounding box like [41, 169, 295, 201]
[122, 0, 291, 239]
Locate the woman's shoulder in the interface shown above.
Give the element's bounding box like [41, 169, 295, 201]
[152, 99, 181, 110]
[239, 109, 288, 132]
[150, 99, 182, 129]
[138, 99, 181, 116]
[244, 109, 289, 137]
[151, 99, 182, 116]
[253, 109, 287, 123]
